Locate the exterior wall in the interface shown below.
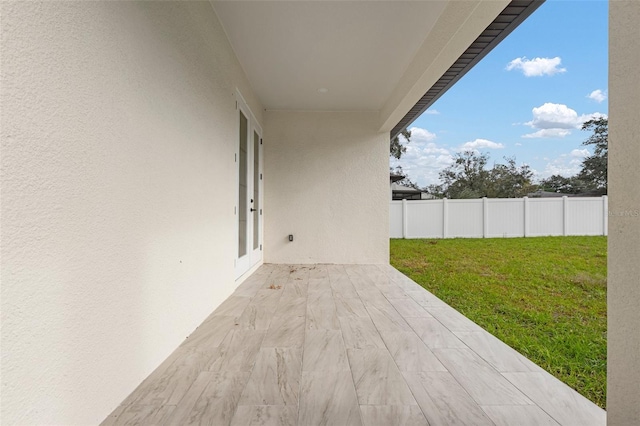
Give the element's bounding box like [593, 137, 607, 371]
[608, 2, 640, 424]
[0, 2, 262, 424]
[264, 111, 389, 264]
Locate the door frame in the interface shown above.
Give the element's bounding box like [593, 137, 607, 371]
[235, 90, 263, 279]
[249, 122, 264, 266]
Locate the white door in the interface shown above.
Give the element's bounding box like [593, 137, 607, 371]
[236, 93, 263, 279]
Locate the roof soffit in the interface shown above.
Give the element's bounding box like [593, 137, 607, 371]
[209, 0, 544, 135]
[211, 0, 449, 111]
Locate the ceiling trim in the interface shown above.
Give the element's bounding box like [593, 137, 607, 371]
[390, 0, 545, 140]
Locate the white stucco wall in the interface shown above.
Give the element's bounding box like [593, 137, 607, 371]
[1, 2, 262, 424]
[608, 2, 640, 424]
[264, 111, 389, 264]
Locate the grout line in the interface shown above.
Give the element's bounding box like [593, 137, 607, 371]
[356, 265, 432, 423]
[296, 264, 310, 425]
[331, 263, 366, 426]
[227, 264, 277, 425]
[498, 376, 562, 425]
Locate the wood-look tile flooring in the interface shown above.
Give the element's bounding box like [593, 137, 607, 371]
[102, 264, 605, 426]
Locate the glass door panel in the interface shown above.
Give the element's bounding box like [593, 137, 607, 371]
[238, 110, 249, 259]
[252, 130, 260, 251]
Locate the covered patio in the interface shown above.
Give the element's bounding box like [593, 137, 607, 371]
[4, 0, 639, 423]
[103, 264, 605, 425]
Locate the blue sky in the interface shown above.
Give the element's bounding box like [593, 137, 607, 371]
[391, 0, 608, 188]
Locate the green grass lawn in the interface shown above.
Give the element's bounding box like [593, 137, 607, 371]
[390, 236, 607, 408]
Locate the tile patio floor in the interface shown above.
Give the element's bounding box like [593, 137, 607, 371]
[102, 264, 606, 426]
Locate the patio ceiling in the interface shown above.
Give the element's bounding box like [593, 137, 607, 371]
[211, 1, 542, 133]
[211, 0, 447, 112]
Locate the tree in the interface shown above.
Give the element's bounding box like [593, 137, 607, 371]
[486, 157, 536, 198]
[536, 118, 607, 195]
[390, 165, 420, 189]
[424, 184, 445, 199]
[539, 174, 586, 194]
[390, 129, 412, 159]
[439, 150, 490, 198]
[438, 151, 536, 199]
[577, 117, 607, 194]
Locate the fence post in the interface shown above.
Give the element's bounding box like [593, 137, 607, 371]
[401, 198, 408, 239]
[482, 197, 488, 238]
[603, 195, 608, 236]
[563, 196, 569, 236]
[442, 198, 448, 239]
[523, 196, 529, 237]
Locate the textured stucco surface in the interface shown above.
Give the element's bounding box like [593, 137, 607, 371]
[608, 2, 640, 424]
[264, 111, 389, 264]
[1, 2, 262, 424]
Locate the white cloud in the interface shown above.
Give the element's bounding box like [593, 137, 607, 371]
[538, 149, 590, 179]
[587, 89, 607, 103]
[459, 138, 504, 150]
[541, 158, 583, 178]
[522, 129, 572, 139]
[506, 56, 566, 77]
[570, 148, 590, 158]
[578, 112, 607, 123]
[521, 103, 607, 138]
[391, 126, 453, 186]
[408, 126, 436, 143]
[526, 103, 580, 129]
[515, 143, 523, 146]
[424, 109, 440, 115]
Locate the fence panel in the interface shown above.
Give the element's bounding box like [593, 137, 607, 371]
[566, 198, 606, 235]
[406, 200, 444, 238]
[448, 200, 484, 238]
[486, 198, 525, 238]
[390, 202, 403, 238]
[390, 196, 607, 239]
[528, 198, 564, 236]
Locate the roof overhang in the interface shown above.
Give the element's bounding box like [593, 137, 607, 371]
[210, 0, 543, 135]
[389, 0, 544, 139]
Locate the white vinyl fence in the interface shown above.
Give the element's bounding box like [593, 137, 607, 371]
[390, 196, 608, 239]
